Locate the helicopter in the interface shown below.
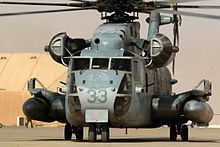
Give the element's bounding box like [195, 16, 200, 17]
[0, 0, 219, 142]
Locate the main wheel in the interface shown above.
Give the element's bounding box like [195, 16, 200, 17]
[170, 125, 177, 141]
[75, 126, 83, 141]
[64, 123, 72, 140]
[181, 125, 188, 141]
[101, 125, 109, 142]
[0, 123, 2, 128]
[88, 124, 96, 142]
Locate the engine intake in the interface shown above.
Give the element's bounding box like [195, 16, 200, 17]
[45, 32, 90, 66]
[146, 34, 178, 69]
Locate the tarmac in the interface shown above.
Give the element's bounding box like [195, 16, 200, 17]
[0, 126, 220, 147]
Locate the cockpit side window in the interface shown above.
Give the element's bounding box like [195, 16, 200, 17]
[118, 73, 132, 94]
[92, 58, 109, 69]
[72, 58, 90, 71]
[69, 73, 77, 93]
[111, 59, 131, 72]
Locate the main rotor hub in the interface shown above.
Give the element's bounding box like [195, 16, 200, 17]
[101, 12, 138, 23]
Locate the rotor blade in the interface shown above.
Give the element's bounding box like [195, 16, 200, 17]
[176, 5, 220, 9]
[0, 1, 82, 7]
[174, 23, 179, 47]
[176, 24, 179, 46]
[173, 22, 177, 46]
[159, 0, 207, 4]
[151, 9, 220, 20]
[173, 16, 180, 46]
[173, 3, 178, 47]
[172, 59, 175, 76]
[70, 0, 89, 2]
[158, 4, 220, 9]
[0, 7, 93, 17]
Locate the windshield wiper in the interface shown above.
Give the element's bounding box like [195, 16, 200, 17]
[112, 62, 118, 75]
[80, 67, 85, 75]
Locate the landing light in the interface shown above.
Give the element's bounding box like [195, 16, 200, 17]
[111, 88, 116, 92]
[79, 87, 84, 91]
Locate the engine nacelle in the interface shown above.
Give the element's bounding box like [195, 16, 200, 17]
[45, 32, 90, 66]
[147, 34, 178, 69]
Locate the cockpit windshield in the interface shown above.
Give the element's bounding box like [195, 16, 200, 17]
[111, 59, 131, 72]
[92, 58, 109, 69]
[71, 58, 131, 71]
[72, 58, 90, 71]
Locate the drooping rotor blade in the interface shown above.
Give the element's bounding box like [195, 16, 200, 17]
[158, 0, 207, 4]
[151, 9, 220, 20]
[172, 3, 179, 76]
[176, 24, 179, 46]
[172, 58, 175, 76]
[0, 1, 82, 7]
[172, 22, 179, 76]
[0, 7, 93, 17]
[173, 4, 178, 47]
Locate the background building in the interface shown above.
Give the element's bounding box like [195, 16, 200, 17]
[0, 53, 66, 126]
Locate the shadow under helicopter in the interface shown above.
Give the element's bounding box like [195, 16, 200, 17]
[31, 138, 219, 143]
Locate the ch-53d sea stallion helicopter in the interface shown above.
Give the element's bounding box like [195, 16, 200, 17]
[1, 0, 219, 142]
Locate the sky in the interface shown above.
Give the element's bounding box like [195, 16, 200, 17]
[0, 0, 220, 123]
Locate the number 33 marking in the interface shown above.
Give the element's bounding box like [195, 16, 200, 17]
[87, 89, 107, 103]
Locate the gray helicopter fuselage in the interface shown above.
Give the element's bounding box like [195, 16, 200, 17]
[65, 22, 172, 128]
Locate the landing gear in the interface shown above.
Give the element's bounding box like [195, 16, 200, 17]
[88, 124, 97, 142]
[170, 125, 177, 141]
[75, 126, 84, 141]
[169, 124, 188, 141]
[64, 123, 72, 140]
[64, 123, 84, 141]
[88, 123, 110, 142]
[181, 125, 188, 141]
[101, 124, 109, 142]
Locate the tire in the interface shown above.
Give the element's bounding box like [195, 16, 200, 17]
[101, 130, 109, 142]
[181, 125, 188, 141]
[101, 125, 109, 142]
[88, 124, 96, 142]
[64, 123, 72, 140]
[75, 126, 83, 141]
[0, 123, 2, 128]
[170, 125, 177, 141]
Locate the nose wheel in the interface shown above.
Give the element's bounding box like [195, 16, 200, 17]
[101, 124, 109, 142]
[88, 124, 110, 142]
[88, 124, 97, 142]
